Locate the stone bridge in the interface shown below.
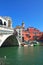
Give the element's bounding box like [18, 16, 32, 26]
[0, 26, 19, 47]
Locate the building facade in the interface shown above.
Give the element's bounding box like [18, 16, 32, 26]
[0, 16, 12, 28]
[22, 27, 43, 42]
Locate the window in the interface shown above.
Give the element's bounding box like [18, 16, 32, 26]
[4, 22, 6, 26]
[19, 33, 21, 35]
[0, 19, 3, 25]
[19, 36, 21, 38]
[33, 36, 38, 40]
[8, 20, 11, 27]
[26, 34, 31, 38]
[22, 37, 24, 42]
[19, 30, 21, 33]
[33, 32, 38, 34]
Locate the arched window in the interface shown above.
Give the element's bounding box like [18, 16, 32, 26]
[4, 22, 6, 26]
[8, 20, 11, 27]
[0, 19, 3, 25]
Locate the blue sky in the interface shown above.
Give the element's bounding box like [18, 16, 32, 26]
[0, 0, 43, 31]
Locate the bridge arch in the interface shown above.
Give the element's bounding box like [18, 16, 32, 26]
[1, 35, 19, 47]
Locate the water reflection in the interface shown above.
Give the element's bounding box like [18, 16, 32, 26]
[17, 46, 43, 65]
[17, 47, 34, 65]
[18, 46, 34, 56]
[0, 46, 43, 65]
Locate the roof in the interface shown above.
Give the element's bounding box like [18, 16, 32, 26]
[15, 26, 25, 29]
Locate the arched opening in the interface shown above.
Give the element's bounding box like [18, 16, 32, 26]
[1, 35, 19, 47]
[0, 19, 3, 25]
[8, 20, 11, 27]
[4, 22, 6, 26]
[22, 37, 24, 42]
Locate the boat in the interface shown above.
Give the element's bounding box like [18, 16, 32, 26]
[24, 44, 28, 47]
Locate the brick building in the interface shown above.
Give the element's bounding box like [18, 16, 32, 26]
[22, 27, 43, 42]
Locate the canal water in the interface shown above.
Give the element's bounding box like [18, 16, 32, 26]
[0, 46, 43, 65]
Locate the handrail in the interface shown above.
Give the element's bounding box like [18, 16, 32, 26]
[0, 25, 13, 30]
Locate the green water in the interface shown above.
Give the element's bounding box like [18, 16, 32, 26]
[0, 46, 43, 65]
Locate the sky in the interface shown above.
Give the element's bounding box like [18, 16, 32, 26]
[0, 0, 43, 31]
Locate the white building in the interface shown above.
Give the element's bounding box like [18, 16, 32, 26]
[15, 26, 22, 39]
[0, 16, 12, 28]
[15, 22, 25, 45]
[0, 16, 14, 47]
